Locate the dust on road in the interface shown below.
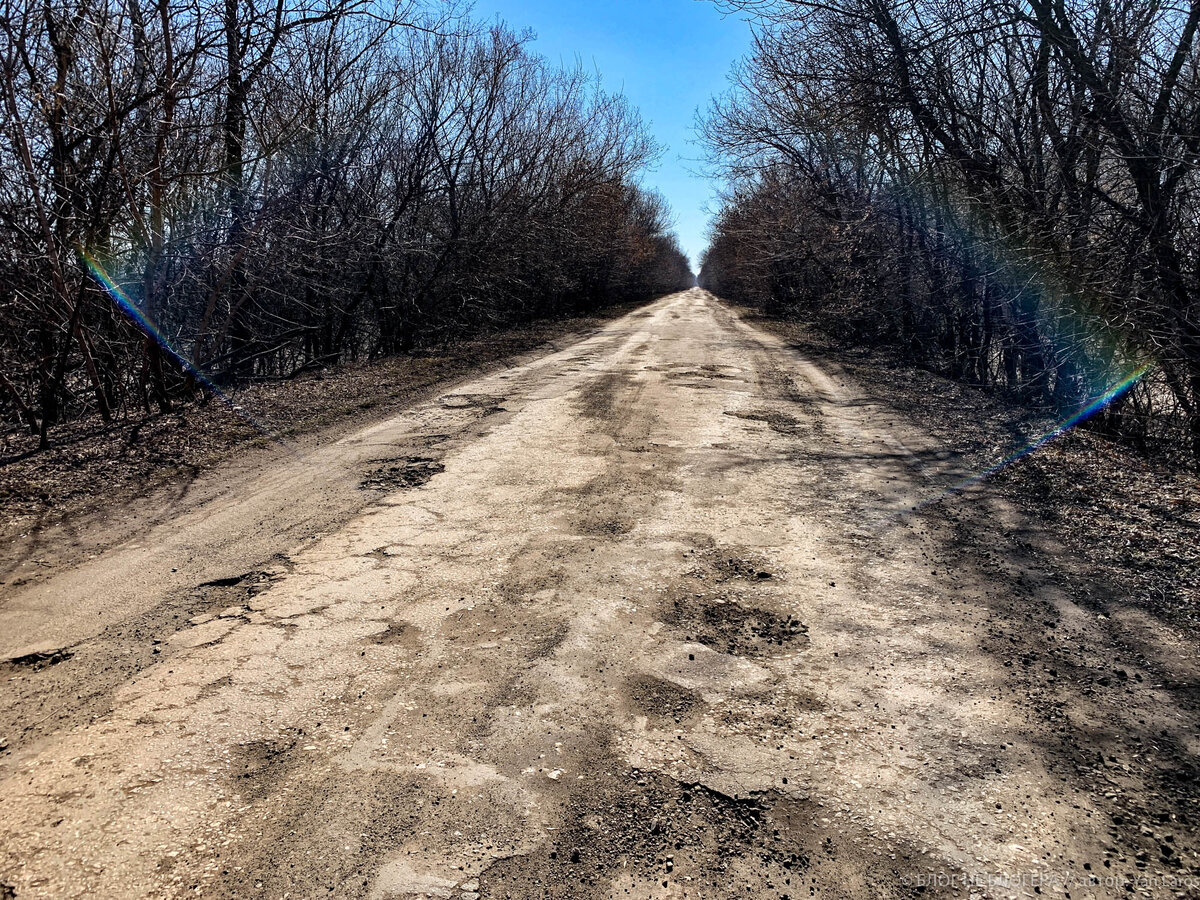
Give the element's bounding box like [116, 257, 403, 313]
[2, 290, 1197, 899]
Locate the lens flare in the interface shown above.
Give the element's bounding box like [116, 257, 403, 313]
[82, 251, 197, 379]
[81, 250, 288, 446]
[910, 364, 1148, 511]
[850, 180, 1158, 515]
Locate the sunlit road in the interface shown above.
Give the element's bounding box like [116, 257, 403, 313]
[2, 290, 1194, 899]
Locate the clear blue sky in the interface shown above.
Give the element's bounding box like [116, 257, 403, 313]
[477, 0, 754, 272]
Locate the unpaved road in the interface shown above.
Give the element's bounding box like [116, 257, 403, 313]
[2, 289, 1198, 899]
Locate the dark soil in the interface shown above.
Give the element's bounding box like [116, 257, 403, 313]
[480, 766, 942, 900]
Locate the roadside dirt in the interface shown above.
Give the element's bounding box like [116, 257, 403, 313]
[743, 312, 1200, 635]
[1, 290, 1197, 899]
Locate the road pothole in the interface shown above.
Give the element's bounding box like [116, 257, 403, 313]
[646, 363, 742, 381]
[229, 736, 300, 800]
[440, 393, 506, 412]
[716, 688, 828, 732]
[360, 457, 445, 491]
[367, 621, 420, 649]
[478, 766, 930, 899]
[666, 596, 809, 657]
[4, 648, 73, 670]
[192, 569, 281, 612]
[686, 546, 776, 583]
[574, 515, 634, 537]
[478, 768, 773, 898]
[724, 408, 806, 435]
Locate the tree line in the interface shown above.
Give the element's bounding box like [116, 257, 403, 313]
[700, 0, 1200, 458]
[0, 0, 692, 447]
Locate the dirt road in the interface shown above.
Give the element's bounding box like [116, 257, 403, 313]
[2, 290, 1197, 899]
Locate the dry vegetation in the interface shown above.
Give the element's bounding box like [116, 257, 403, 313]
[701, 0, 1200, 461]
[0, 0, 692, 450]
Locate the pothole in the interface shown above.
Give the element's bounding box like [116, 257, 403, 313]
[724, 408, 806, 435]
[368, 621, 420, 648]
[186, 567, 286, 625]
[712, 555, 774, 582]
[717, 689, 828, 731]
[626, 675, 702, 727]
[666, 597, 809, 657]
[360, 457, 444, 491]
[687, 547, 776, 583]
[477, 765, 923, 900]
[229, 736, 299, 799]
[5, 648, 73, 670]
[195, 570, 278, 604]
[440, 393, 505, 410]
[574, 515, 633, 537]
[645, 365, 741, 381]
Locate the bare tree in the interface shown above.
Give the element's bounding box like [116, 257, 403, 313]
[702, 0, 1200, 457]
[0, 2, 692, 450]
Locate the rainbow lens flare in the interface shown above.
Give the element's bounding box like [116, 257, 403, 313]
[913, 365, 1149, 510]
[81, 250, 288, 446]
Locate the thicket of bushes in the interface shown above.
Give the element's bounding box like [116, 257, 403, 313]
[700, 0, 1200, 458]
[0, 0, 692, 447]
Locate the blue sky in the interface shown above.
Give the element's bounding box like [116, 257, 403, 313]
[476, 0, 754, 271]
